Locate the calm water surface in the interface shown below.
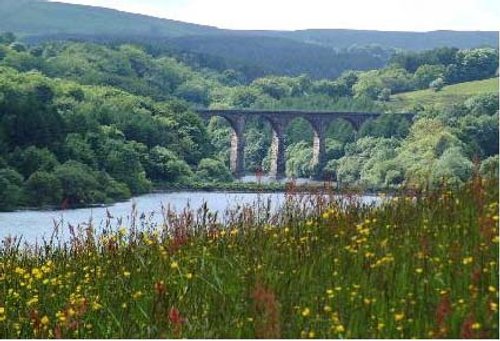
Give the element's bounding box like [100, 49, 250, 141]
[0, 191, 380, 245]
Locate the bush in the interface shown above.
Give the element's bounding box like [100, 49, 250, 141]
[429, 77, 445, 91]
[480, 155, 499, 179]
[147, 146, 193, 183]
[25, 171, 63, 206]
[53, 161, 102, 206]
[196, 158, 232, 183]
[0, 168, 25, 210]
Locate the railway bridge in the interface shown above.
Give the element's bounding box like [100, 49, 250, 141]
[196, 109, 415, 179]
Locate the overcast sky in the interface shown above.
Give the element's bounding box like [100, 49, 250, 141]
[49, 0, 500, 31]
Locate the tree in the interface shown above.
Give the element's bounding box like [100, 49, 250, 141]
[174, 80, 210, 105]
[8, 146, 60, 178]
[0, 32, 16, 45]
[456, 114, 499, 158]
[413, 64, 445, 89]
[429, 77, 445, 91]
[53, 161, 103, 206]
[196, 158, 232, 182]
[0, 168, 25, 210]
[464, 93, 499, 116]
[378, 88, 391, 101]
[285, 141, 313, 178]
[147, 146, 193, 183]
[480, 155, 499, 179]
[431, 147, 473, 186]
[25, 171, 63, 206]
[102, 140, 151, 194]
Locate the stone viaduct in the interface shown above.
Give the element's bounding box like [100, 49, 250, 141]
[196, 109, 414, 179]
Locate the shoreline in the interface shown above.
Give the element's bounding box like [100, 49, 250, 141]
[3, 180, 392, 213]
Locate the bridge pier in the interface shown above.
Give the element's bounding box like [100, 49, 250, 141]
[228, 116, 245, 178]
[311, 129, 327, 179]
[309, 118, 328, 180]
[269, 123, 287, 179]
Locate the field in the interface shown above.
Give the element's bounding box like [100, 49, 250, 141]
[388, 78, 499, 111]
[0, 177, 498, 338]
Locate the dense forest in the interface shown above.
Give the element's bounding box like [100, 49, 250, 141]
[0, 29, 498, 210]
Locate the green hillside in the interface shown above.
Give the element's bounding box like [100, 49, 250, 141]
[0, 0, 218, 37]
[0, 0, 497, 51]
[388, 78, 499, 111]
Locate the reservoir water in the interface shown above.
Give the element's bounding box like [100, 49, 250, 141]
[0, 190, 380, 245]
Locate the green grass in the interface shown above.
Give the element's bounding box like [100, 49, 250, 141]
[0, 177, 498, 338]
[387, 78, 499, 111]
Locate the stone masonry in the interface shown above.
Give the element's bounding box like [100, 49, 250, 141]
[196, 109, 414, 179]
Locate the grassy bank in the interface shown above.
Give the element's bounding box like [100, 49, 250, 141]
[388, 77, 499, 111]
[0, 177, 498, 338]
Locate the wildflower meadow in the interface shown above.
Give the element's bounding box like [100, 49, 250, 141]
[0, 176, 498, 338]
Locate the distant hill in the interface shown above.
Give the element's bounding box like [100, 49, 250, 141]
[2, 0, 497, 51]
[1, 0, 498, 80]
[166, 35, 391, 79]
[388, 78, 499, 111]
[0, 0, 218, 37]
[264, 29, 499, 51]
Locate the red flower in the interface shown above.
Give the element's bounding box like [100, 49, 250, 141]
[168, 307, 185, 325]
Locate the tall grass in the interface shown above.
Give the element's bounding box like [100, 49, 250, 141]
[0, 177, 498, 338]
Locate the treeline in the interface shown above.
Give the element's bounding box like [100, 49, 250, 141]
[0, 66, 232, 210]
[0, 32, 498, 210]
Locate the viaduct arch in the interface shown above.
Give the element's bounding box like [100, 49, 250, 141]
[196, 109, 415, 179]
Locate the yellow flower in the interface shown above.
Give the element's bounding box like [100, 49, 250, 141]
[488, 286, 496, 293]
[40, 315, 50, 326]
[0, 307, 4, 315]
[14, 267, 25, 275]
[377, 323, 385, 331]
[123, 271, 131, 277]
[185, 272, 193, 279]
[308, 331, 315, 338]
[394, 312, 405, 321]
[67, 308, 76, 317]
[132, 291, 143, 300]
[27, 296, 39, 306]
[462, 257, 473, 265]
[335, 324, 345, 333]
[323, 305, 332, 313]
[490, 302, 498, 312]
[170, 261, 179, 269]
[56, 311, 66, 322]
[31, 268, 43, 279]
[471, 323, 481, 330]
[301, 307, 311, 317]
[415, 268, 423, 274]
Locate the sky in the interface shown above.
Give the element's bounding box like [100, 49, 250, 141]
[49, 0, 500, 31]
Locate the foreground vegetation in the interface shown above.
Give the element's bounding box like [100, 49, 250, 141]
[0, 176, 498, 338]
